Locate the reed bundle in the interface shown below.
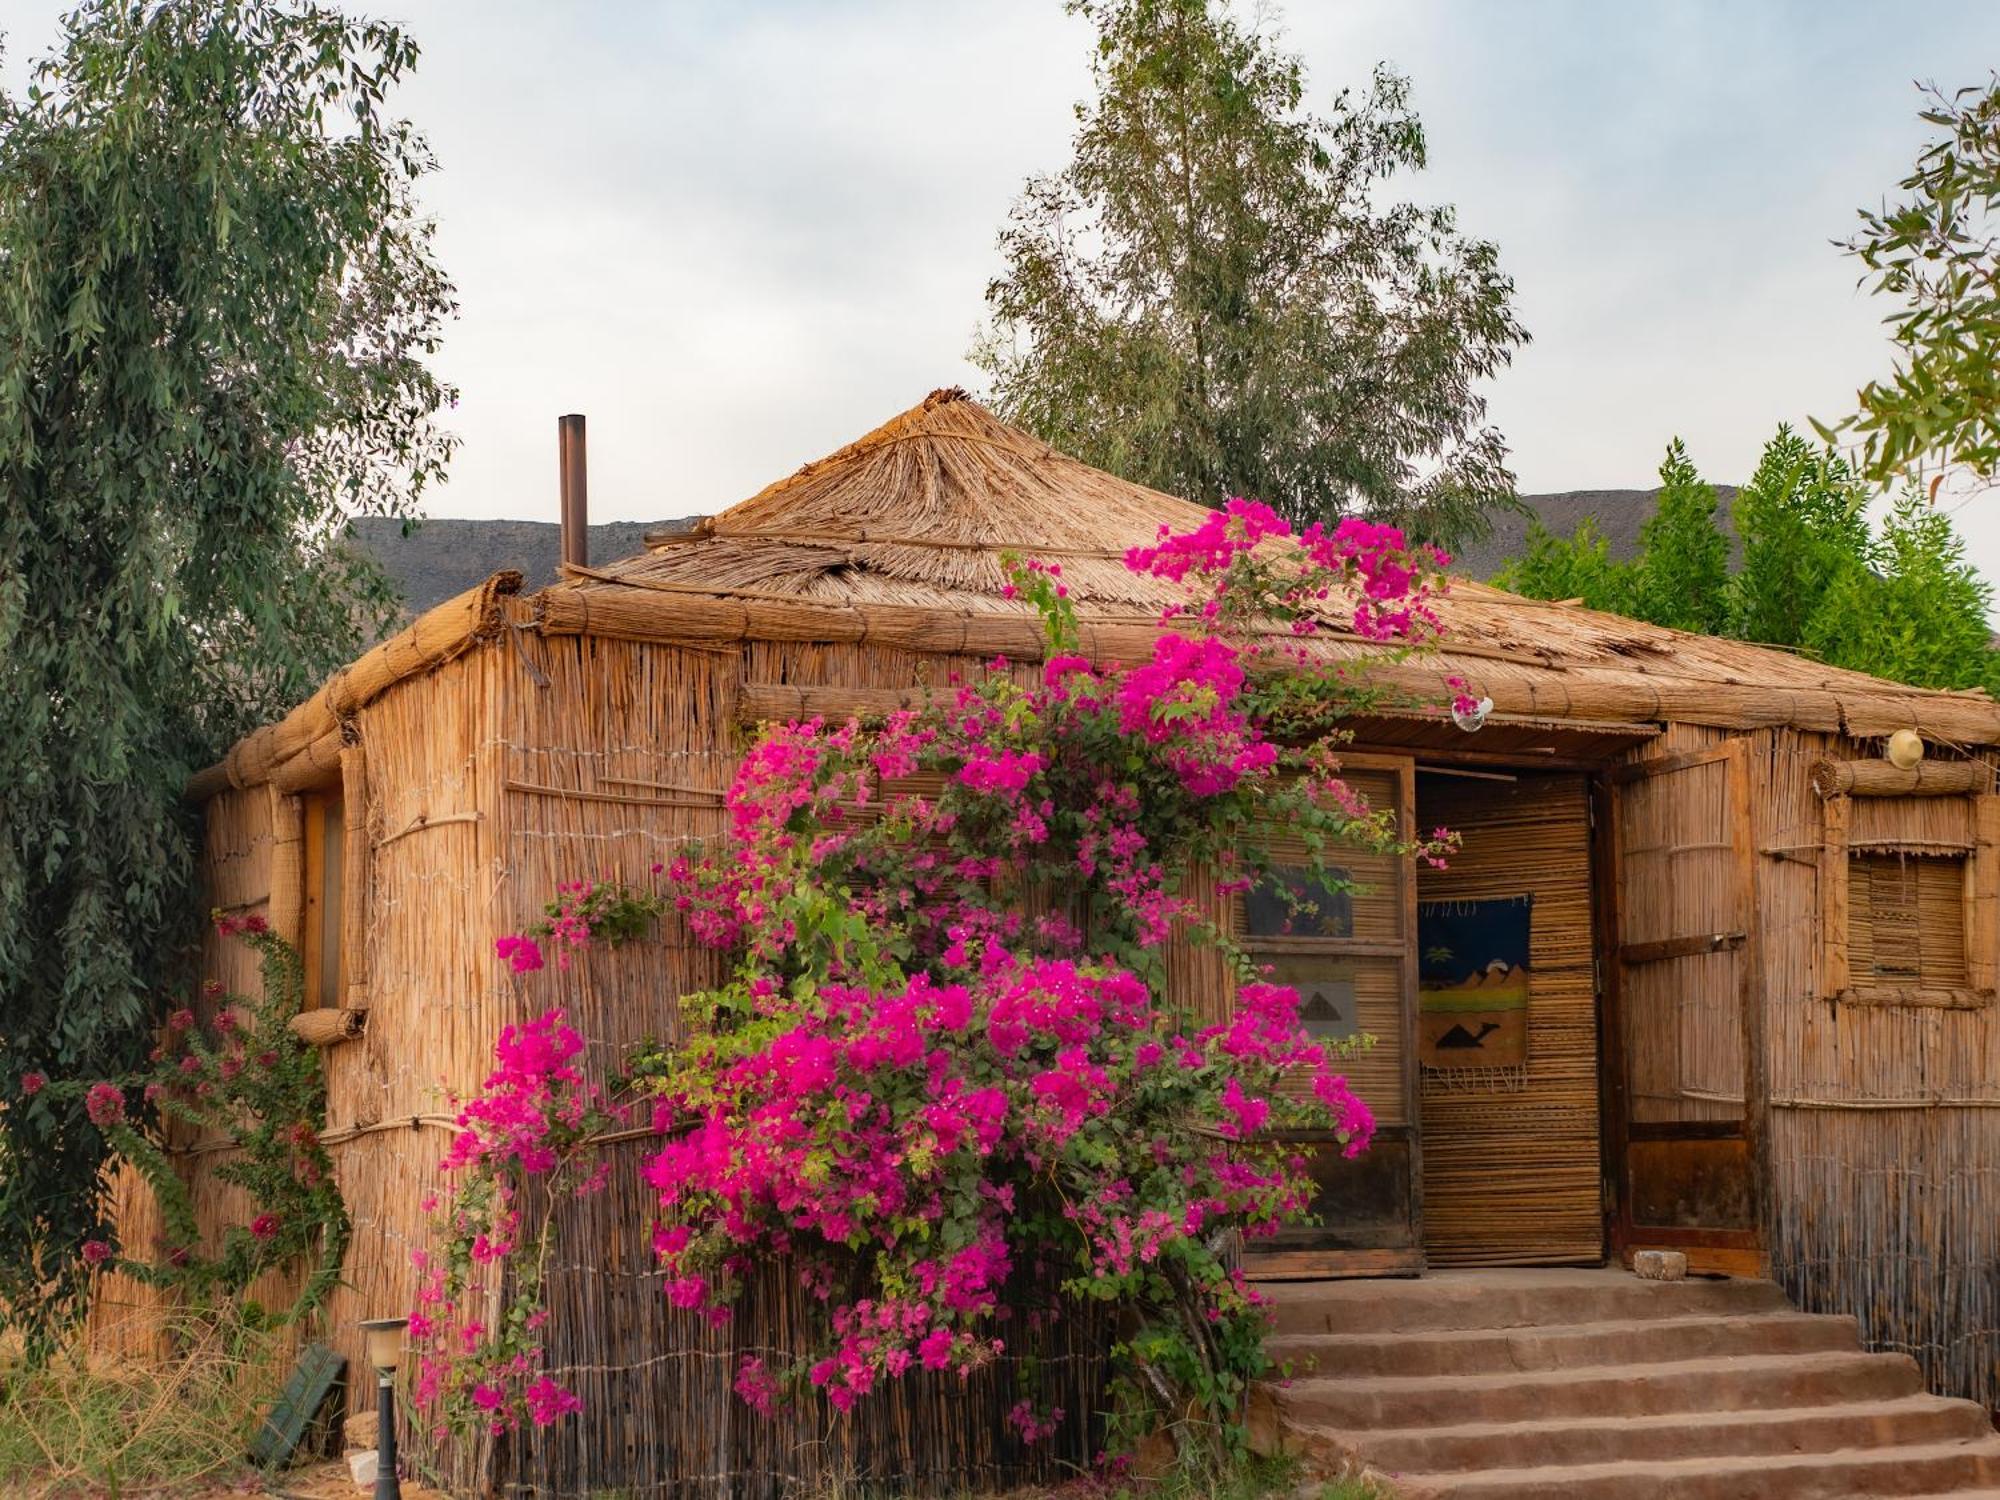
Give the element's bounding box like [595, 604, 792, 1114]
[288, 1007, 366, 1046]
[1811, 757, 1992, 798]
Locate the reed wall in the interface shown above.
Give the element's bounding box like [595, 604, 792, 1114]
[1755, 728, 2000, 1409]
[488, 633, 1109, 1496]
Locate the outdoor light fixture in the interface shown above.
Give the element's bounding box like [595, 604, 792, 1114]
[1451, 694, 1494, 733]
[358, 1316, 408, 1500]
[1887, 728, 1926, 771]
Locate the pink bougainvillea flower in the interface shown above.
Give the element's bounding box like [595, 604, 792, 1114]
[249, 1212, 280, 1241]
[84, 1083, 126, 1129]
[495, 935, 546, 974]
[80, 1239, 114, 1267]
[18, 1071, 45, 1097]
[524, 1376, 583, 1426]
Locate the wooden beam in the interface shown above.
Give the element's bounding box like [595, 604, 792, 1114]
[1970, 795, 2000, 993]
[1620, 931, 1747, 965]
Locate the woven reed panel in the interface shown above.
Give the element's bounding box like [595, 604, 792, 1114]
[1613, 752, 1747, 1124]
[1416, 773, 1603, 1266]
[1848, 852, 1970, 987]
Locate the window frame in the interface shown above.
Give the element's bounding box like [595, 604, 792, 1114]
[1821, 791, 1999, 1007]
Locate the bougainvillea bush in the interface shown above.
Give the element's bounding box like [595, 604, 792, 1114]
[426, 501, 1457, 1474]
[24, 917, 348, 1325]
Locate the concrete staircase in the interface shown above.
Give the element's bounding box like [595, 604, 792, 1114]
[1254, 1268, 2000, 1499]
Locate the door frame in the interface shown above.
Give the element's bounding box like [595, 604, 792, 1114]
[1243, 752, 1423, 1280]
[1594, 741, 1768, 1277]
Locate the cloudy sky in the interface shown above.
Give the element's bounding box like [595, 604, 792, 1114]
[4, 1, 1999, 578]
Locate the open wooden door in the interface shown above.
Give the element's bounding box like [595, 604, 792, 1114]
[1243, 754, 1422, 1278]
[1600, 740, 1765, 1275]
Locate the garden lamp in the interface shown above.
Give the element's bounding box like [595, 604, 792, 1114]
[358, 1316, 408, 1500]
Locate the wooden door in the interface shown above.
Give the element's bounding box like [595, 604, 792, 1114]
[1600, 741, 1765, 1275]
[1243, 754, 1422, 1278]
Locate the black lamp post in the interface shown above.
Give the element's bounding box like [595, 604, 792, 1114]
[358, 1316, 409, 1500]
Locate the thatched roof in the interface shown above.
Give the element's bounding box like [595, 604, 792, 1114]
[549, 387, 2000, 744]
[193, 388, 2000, 800]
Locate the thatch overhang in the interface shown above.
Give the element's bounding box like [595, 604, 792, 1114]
[191, 387, 2000, 799]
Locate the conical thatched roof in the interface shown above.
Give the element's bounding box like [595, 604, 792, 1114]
[581, 386, 1209, 614]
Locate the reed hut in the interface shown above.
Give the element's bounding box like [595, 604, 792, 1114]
[96, 388, 2000, 1495]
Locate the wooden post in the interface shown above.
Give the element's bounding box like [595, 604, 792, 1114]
[1821, 796, 1851, 998]
[340, 743, 370, 1010]
[268, 787, 305, 950]
[1967, 795, 2000, 994]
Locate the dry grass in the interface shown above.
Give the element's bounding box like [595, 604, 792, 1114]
[0, 1304, 297, 1498]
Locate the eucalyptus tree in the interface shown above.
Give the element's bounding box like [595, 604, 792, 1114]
[976, 0, 1528, 548]
[0, 0, 454, 1344]
[1825, 75, 2000, 485]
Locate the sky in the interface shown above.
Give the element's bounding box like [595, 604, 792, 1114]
[2, 0, 1998, 579]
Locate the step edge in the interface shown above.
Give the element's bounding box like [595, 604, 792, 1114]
[1279, 1393, 1989, 1444]
[1270, 1347, 1920, 1393]
[1392, 1435, 2000, 1487]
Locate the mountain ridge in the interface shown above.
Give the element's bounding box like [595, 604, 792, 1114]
[349, 488, 1738, 616]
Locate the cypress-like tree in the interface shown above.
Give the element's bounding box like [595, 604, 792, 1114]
[975, 0, 1528, 548]
[0, 0, 454, 1345]
[1491, 518, 1633, 615]
[1627, 439, 1730, 635]
[1728, 426, 1872, 649]
[1806, 487, 1998, 692]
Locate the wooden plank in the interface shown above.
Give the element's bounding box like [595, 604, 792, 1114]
[339, 745, 368, 1003]
[1397, 756, 1424, 1270]
[1728, 738, 1770, 1251]
[1242, 1246, 1423, 1281]
[1606, 744, 1740, 784]
[1593, 774, 1631, 1263]
[1620, 931, 1747, 965]
[300, 792, 329, 1009]
[248, 1342, 345, 1469]
[1821, 796, 1852, 998]
[1967, 795, 2000, 992]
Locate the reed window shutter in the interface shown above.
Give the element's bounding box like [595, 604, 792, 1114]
[1847, 854, 1968, 987]
[1821, 792, 1999, 1006]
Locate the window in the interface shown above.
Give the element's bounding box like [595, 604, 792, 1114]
[1848, 854, 1967, 988]
[301, 790, 346, 1009]
[1822, 791, 1998, 1006]
[1232, 763, 1411, 1120]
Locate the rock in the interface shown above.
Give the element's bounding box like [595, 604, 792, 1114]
[343, 1410, 379, 1451]
[348, 1449, 378, 1488]
[1633, 1249, 1688, 1281]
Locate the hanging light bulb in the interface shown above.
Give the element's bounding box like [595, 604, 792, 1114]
[1452, 695, 1494, 733]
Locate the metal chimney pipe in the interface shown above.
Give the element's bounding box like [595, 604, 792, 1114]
[558, 413, 588, 570]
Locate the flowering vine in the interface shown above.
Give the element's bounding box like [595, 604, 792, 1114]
[25, 916, 348, 1323]
[434, 498, 1458, 1475]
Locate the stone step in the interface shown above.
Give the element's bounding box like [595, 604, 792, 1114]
[1275, 1349, 1925, 1429]
[1262, 1268, 1792, 1337]
[1398, 1438, 2000, 1500]
[1326, 1394, 1993, 1473]
[1268, 1311, 1859, 1378]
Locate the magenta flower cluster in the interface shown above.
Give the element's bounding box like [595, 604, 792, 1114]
[410, 1010, 606, 1441]
[442, 498, 1455, 1457]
